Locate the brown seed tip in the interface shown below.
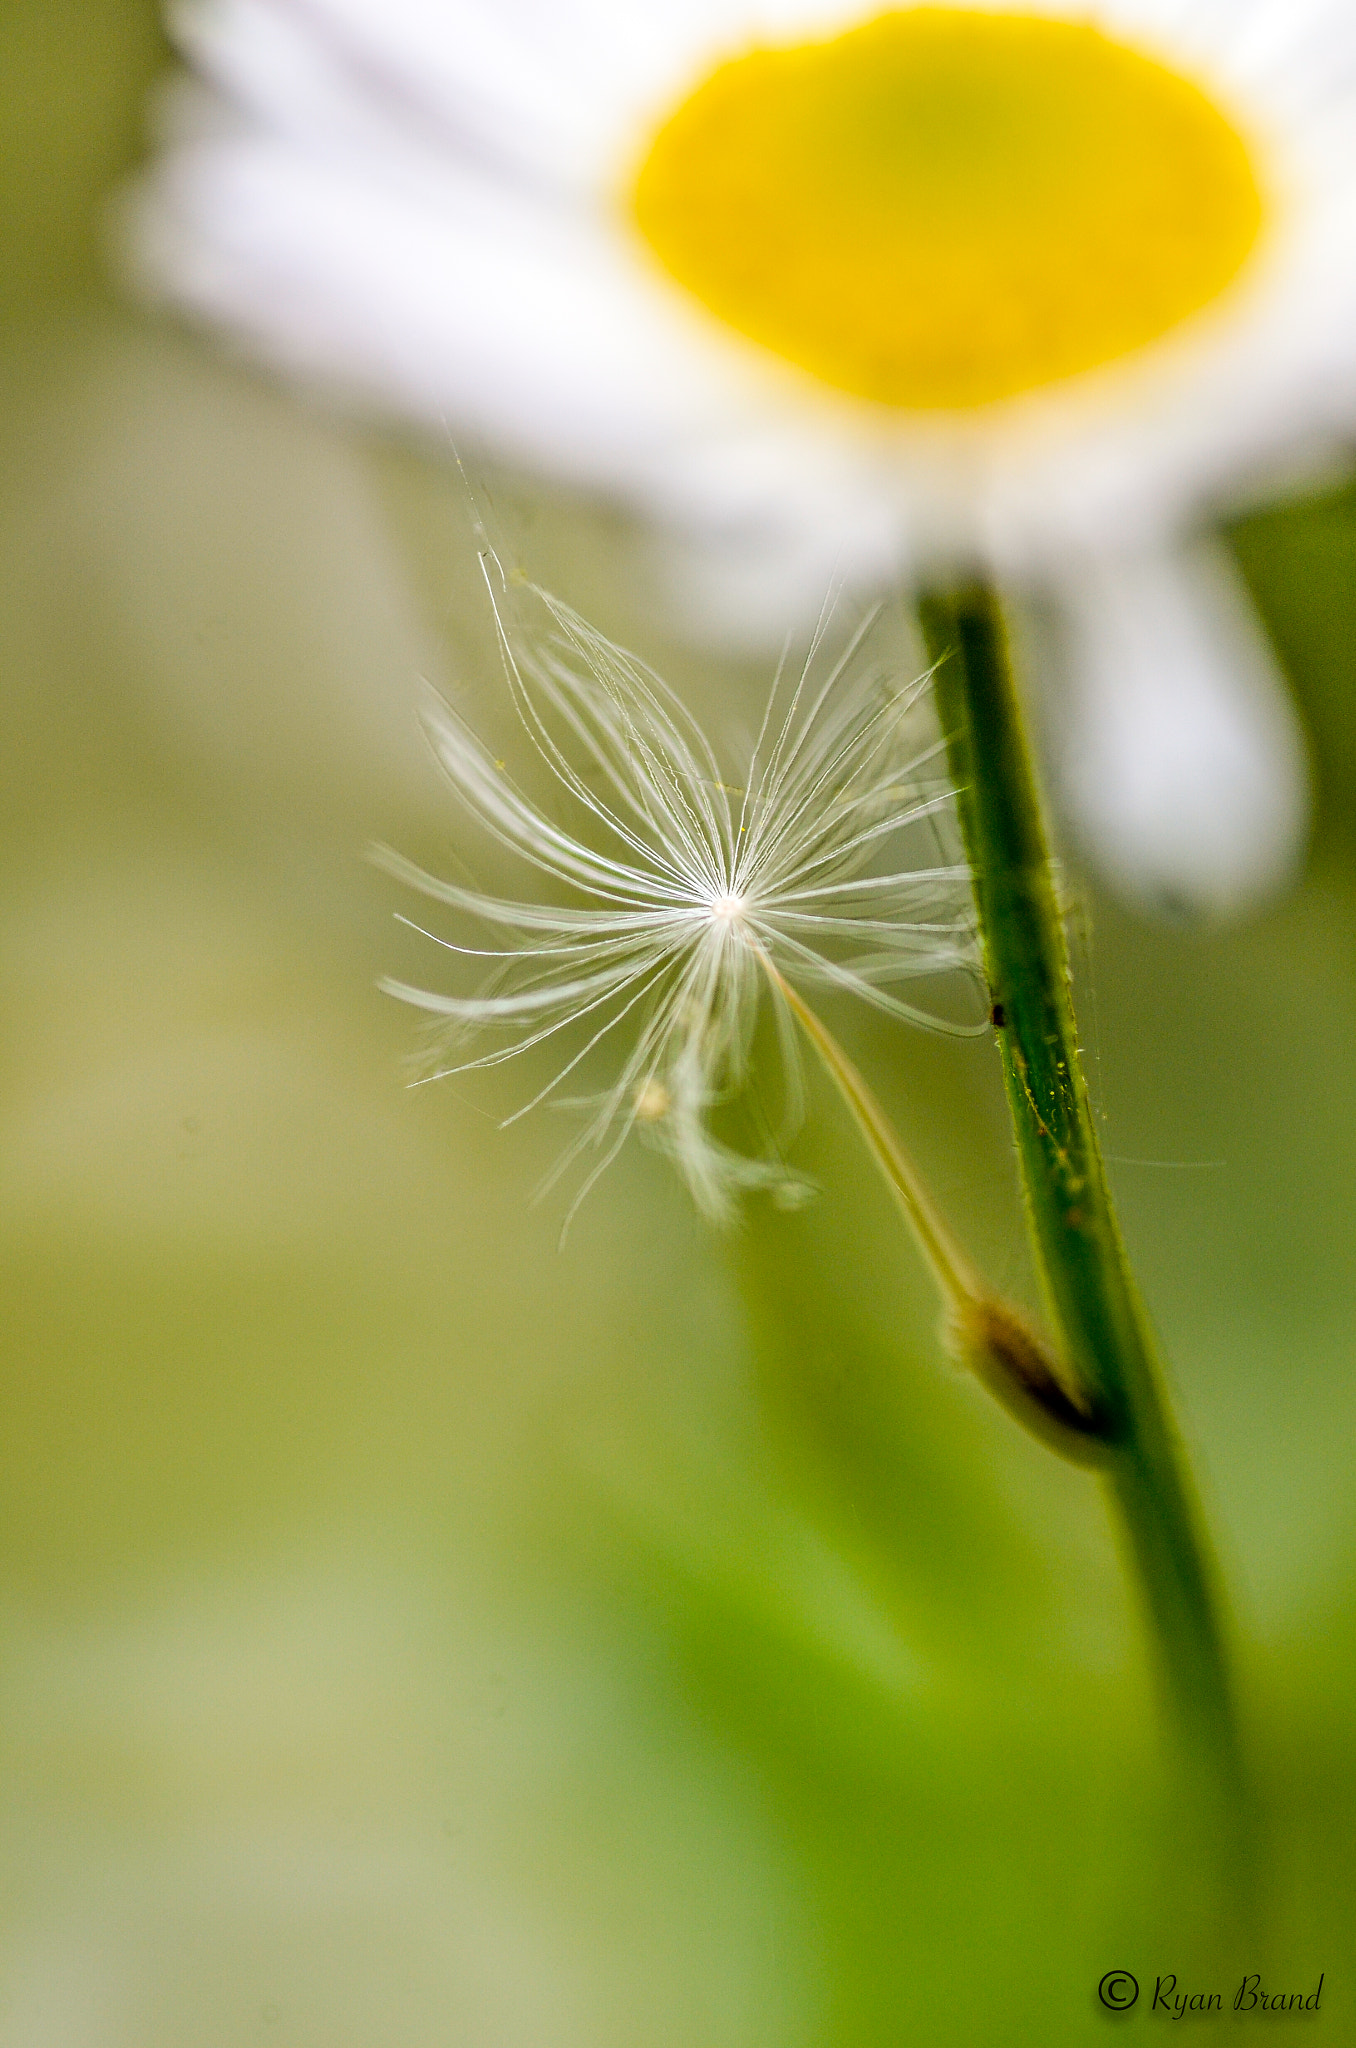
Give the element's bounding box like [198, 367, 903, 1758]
[949, 1297, 1113, 1465]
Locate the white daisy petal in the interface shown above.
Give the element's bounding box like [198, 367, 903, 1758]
[129, 135, 800, 487]
[171, 0, 619, 185]
[1047, 539, 1310, 919]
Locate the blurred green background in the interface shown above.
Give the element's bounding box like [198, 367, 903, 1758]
[2, 5, 1354, 2040]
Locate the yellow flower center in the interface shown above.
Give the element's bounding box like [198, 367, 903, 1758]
[631, 8, 1264, 410]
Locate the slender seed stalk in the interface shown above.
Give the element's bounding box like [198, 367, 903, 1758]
[918, 583, 1253, 1913]
[763, 958, 1110, 1462]
[770, 965, 982, 1308]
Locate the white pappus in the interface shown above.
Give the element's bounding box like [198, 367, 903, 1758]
[379, 560, 984, 1229]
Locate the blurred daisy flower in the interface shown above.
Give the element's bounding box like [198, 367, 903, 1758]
[378, 560, 980, 1228]
[128, 1, 1356, 912]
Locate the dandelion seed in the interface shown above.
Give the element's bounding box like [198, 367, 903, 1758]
[381, 558, 1109, 1457]
[378, 557, 983, 1231]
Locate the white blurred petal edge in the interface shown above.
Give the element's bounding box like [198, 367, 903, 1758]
[1039, 538, 1311, 919]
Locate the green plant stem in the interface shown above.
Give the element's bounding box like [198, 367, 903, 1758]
[919, 584, 1252, 1898]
